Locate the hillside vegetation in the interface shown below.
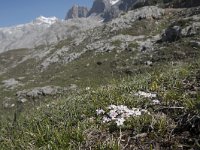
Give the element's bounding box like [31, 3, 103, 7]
[0, 5, 200, 150]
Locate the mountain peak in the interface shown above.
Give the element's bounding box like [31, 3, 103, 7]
[33, 16, 58, 25]
[65, 5, 89, 20]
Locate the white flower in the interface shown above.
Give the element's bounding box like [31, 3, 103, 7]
[116, 118, 125, 126]
[86, 87, 91, 90]
[135, 91, 157, 98]
[152, 99, 160, 105]
[96, 109, 105, 115]
[103, 116, 111, 123]
[98, 104, 149, 125]
[109, 110, 118, 119]
[108, 104, 117, 109]
[134, 110, 142, 116]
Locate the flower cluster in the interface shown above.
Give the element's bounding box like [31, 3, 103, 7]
[134, 91, 160, 105]
[134, 91, 157, 98]
[96, 105, 149, 126]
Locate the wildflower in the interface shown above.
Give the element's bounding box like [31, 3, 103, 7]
[135, 91, 157, 98]
[86, 87, 91, 90]
[102, 116, 111, 123]
[116, 118, 125, 126]
[98, 104, 149, 126]
[109, 109, 118, 119]
[152, 99, 160, 105]
[134, 110, 142, 116]
[96, 109, 105, 115]
[108, 104, 117, 109]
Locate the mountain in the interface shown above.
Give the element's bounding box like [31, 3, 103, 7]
[66, 0, 200, 21]
[0, 16, 101, 53]
[65, 5, 89, 19]
[33, 16, 58, 25]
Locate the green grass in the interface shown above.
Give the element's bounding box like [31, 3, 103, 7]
[1, 8, 200, 149]
[1, 57, 200, 149]
[111, 40, 122, 47]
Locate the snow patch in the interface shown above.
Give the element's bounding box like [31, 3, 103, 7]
[110, 0, 120, 5]
[33, 16, 58, 25]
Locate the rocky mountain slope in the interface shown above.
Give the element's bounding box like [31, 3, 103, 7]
[0, 16, 101, 53]
[66, 0, 200, 21]
[0, 1, 200, 149]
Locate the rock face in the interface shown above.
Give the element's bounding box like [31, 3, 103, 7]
[65, 5, 89, 20]
[88, 0, 112, 18]
[87, 0, 152, 21]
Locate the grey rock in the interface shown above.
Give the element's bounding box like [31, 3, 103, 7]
[66, 5, 89, 20]
[181, 22, 200, 37]
[138, 35, 160, 51]
[18, 98, 28, 103]
[159, 26, 182, 43]
[190, 40, 200, 47]
[2, 78, 21, 89]
[16, 85, 77, 100]
[17, 86, 60, 99]
[88, 0, 112, 17]
[87, 0, 152, 21]
[108, 6, 164, 31]
[40, 47, 86, 70]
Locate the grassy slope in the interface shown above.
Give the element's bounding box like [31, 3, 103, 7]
[0, 63, 200, 149]
[1, 8, 200, 149]
[1, 41, 200, 149]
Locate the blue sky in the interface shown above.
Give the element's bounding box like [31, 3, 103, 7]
[0, 0, 93, 27]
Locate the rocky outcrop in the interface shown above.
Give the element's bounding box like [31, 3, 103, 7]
[1, 78, 22, 89]
[87, 0, 200, 22]
[158, 12, 200, 43]
[87, 0, 124, 21]
[88, 0, 112, 17]
[16, 85, 77, 100]
[159, 26, 182, 43]
[108, 6, 164, 31]
[181, 22, 200, 37]
[65, 5, 89, 20]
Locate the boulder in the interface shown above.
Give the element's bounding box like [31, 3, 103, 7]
[181, 22, 200, 37]
[16, 85, 77, 101]
[159, 26, 182, 43]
